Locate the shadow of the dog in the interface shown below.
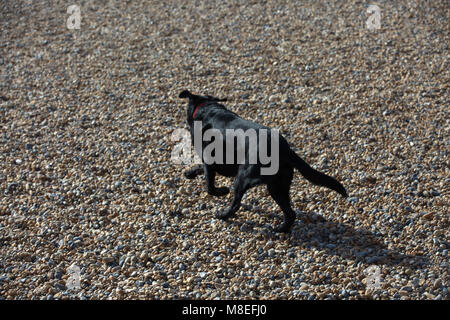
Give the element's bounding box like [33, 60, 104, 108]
[227, 209, 428, 270]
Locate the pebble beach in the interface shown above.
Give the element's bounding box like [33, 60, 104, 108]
[0, 0, 448, 300]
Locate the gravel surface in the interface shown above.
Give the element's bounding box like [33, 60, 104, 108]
[0, 0, 448, 300]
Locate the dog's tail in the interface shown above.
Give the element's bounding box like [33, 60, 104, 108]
[289, 149, 348, 197]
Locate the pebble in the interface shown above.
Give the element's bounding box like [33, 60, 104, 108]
[347, 197, 358, 204]
[423, 292, 435, 299]
[102, 257, 115, 264]
[299, 283, 309, 290]
[430, 190, 440, 197]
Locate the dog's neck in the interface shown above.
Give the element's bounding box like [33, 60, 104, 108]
[192, 102, 207, 119]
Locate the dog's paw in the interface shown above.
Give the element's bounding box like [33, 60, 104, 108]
[273, 224, 293, 233]
[184, 170, 198, 179]
[209, 187, 229, 197]
[215, 210, 232, 220]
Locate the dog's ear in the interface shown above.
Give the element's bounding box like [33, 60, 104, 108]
[206, 95, 227, 102]
[179, 90, 192, 99]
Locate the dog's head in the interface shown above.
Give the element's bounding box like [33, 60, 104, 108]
[179, 90, 227, 124]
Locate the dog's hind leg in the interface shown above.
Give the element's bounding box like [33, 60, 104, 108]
[216, 167, 260, 220]
[267, 169, 296, 233]
[204, 165, 230, 196]
[216, 178, 247, 220]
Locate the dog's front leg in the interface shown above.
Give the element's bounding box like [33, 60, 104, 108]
[204, 165, 229, 197]
[184, 164, 203, 179]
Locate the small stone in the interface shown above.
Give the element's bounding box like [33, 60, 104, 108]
[340, 289, 349, 298]
[432, 279, 442, 290]
[103, 257, 114, 264]
[430, 190, 440, 196]
[299, 283, 309, 290]
[422, 212, 433, 220]
[347, 197, 358, 204]
[362, 176, 377, 184]
[268, 95, 277, 102]
[139, 252, 148, 261]
[423, 292, 435, 299]
[185, 277, 194, 284]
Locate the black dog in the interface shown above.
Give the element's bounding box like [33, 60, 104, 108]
[179, 90, 348, 233]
